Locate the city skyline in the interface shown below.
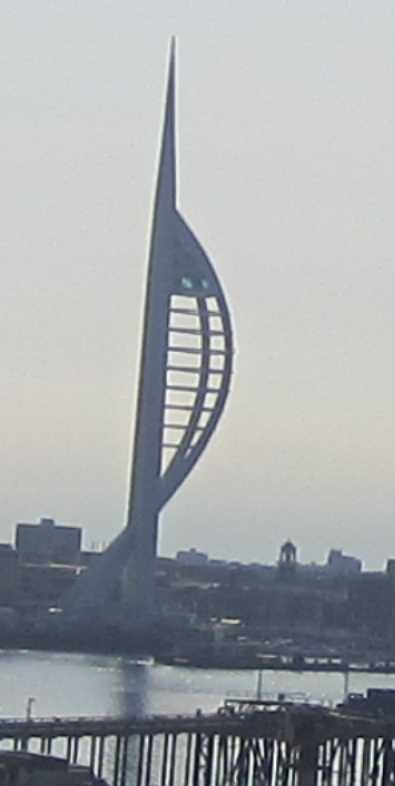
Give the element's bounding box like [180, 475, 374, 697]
[2, 1, 395, 569]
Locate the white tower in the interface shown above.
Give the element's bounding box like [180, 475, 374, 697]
[61, 40, 234, 624]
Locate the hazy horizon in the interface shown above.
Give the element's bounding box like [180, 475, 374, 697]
[2, 1, 395, 570]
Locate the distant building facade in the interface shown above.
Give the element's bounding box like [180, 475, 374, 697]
[326, 549, 361, 576]
[15, 518, 82, 566]
[176, 548, 209, 566]
[0, 545, 18, 601]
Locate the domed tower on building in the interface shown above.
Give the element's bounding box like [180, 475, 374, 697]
[278, 540, 297, 577]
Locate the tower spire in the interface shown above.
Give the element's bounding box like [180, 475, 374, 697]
[154, 36, 177, 210]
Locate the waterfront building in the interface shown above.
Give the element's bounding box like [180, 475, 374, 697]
[15, 518, 81, 566]
[60, 40, 234, 625]
[18, 563, 83, 607]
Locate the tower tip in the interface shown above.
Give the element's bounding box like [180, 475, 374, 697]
[169, 37, 176, 74]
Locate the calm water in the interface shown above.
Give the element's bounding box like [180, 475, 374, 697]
[1, 649, 395, 719]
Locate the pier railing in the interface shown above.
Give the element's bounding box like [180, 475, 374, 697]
[1, 704, 395, 784]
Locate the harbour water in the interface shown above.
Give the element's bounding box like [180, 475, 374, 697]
[1, 649, 395, 719]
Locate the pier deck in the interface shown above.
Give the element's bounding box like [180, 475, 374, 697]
[2, 703, 395, 784]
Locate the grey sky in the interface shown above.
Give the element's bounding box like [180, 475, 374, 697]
[2, 1, 395, 568]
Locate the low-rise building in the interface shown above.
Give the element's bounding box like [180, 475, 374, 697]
[176, 548, 208, 566]
[327, 549, 362, 576]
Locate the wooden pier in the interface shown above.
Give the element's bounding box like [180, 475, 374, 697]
[2, 703, 395, 784]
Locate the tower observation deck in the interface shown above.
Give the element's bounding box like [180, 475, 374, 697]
[61, 40, 234, 625]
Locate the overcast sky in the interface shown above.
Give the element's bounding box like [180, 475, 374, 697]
[2, 0, 395, 569]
